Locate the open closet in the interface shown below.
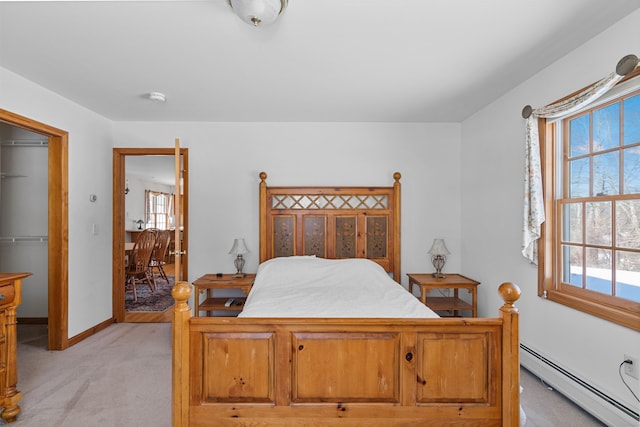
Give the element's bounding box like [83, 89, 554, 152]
[0, 123, 48, 322]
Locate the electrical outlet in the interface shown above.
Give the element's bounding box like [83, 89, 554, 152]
[624, 354, 639, 379]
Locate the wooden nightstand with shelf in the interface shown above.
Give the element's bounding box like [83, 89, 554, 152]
[406, 273, 480, 317]
[192, 273, 255, 317]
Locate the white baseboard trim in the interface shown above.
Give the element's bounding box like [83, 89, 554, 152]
[520, 343, 639, 427]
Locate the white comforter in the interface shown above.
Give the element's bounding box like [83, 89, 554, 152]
[238, 256, 439, 318]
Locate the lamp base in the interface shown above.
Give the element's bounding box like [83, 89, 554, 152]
[233, 254, 246, 278]
[431, 255, 447, 279]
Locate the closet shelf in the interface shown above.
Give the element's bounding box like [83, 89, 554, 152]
[0, 173, 28, 179]
[1, 139, 48, 147]
[0, 236, 48, 243]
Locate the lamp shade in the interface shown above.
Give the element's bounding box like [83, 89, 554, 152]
[228, 238, 249, 256]
[428, 238, 450, 256]
[228, 0, 288, 26]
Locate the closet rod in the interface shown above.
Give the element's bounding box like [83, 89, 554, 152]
[0, 236, 48, 243]
[1, 139, 48, 147]
[0, 173, 28, 179]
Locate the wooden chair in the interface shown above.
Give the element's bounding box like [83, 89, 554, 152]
[125, 229, 156, 301]
[149, 229, 172, 283]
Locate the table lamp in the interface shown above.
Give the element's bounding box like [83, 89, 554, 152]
[229, 238, 249, 278]
[428, 238, 450, 278]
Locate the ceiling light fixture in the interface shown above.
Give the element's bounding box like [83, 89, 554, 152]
[227, 0, 288, 27]
[148, 92, 166, 103]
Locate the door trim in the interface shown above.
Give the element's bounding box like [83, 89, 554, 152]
[113, 147, 189, 322]
[0, 109, 69, 350]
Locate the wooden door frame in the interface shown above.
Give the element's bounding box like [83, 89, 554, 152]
[113, 147, 189, 322]
[0, 109, 68, 350]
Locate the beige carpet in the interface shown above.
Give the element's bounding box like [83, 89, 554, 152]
[520, 367, 606, 426]
[15, 323, 605, 426]
[17, 323, 171, 427]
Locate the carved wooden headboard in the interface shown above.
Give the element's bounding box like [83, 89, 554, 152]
[258, 172, 402, 282]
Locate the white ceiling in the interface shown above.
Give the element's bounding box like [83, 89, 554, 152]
[1, 0, 638, 123]
[126, 155, 177, 185]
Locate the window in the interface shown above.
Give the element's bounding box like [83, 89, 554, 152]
[145, 190, 173, 230]
[540, 80, 640, 331]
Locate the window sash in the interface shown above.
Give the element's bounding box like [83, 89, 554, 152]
[145, 190, 173, 230]
[556, 197, 640, 297]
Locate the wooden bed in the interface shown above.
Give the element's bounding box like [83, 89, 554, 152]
[172, 172, 521, 426]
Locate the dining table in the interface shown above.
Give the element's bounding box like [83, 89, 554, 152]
[125, 242, 134, 266]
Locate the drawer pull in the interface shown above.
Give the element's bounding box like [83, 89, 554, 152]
[0, 295, 5, 300]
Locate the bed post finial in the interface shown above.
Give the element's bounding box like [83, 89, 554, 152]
[260, 171, 267, 182]
[393, 172, 401, 182]
[172, 280, 192, 309]
[498, 282, 521, 309]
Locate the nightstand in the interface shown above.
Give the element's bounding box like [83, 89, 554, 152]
[406, 273, 480, 317]
[192, 274, 256, 317]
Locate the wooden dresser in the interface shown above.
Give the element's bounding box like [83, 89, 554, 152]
[0, 272, 29, 423]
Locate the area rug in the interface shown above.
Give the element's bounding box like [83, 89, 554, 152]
[125, 275, 175, 312]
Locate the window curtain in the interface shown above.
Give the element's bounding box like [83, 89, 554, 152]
[521, 54, 638, 264]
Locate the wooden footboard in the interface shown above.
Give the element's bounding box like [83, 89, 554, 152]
[172, 282, 521, 427]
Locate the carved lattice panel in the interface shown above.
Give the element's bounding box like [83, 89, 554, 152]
[366, 216, 387, 258]
[272, 194, 388, 210]
[273, 216, 295, 258]
[303, 216, 326, 257]
[335, 216, 357, 258]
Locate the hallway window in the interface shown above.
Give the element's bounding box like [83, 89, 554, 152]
[145, 190, 173, 230]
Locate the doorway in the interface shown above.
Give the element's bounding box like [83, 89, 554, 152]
[112, 147, 189, 323]
[0, 109, 68, 350]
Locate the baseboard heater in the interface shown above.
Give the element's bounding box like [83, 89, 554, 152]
[520, 343, 639, 426]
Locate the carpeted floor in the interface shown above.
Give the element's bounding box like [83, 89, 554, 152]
[519, 367, 606, 426]
[17, 323, 172, 427]
[125, 275, 175, 312]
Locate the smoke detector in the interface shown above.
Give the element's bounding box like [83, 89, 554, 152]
[148, 92, 166, 103]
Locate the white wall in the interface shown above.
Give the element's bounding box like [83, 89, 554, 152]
[113, 122, 462, 287]
[1, 67, 114, 337]
[461, 9, 640, 420]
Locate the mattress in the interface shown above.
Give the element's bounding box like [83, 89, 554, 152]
[238, 256, 439, 318]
